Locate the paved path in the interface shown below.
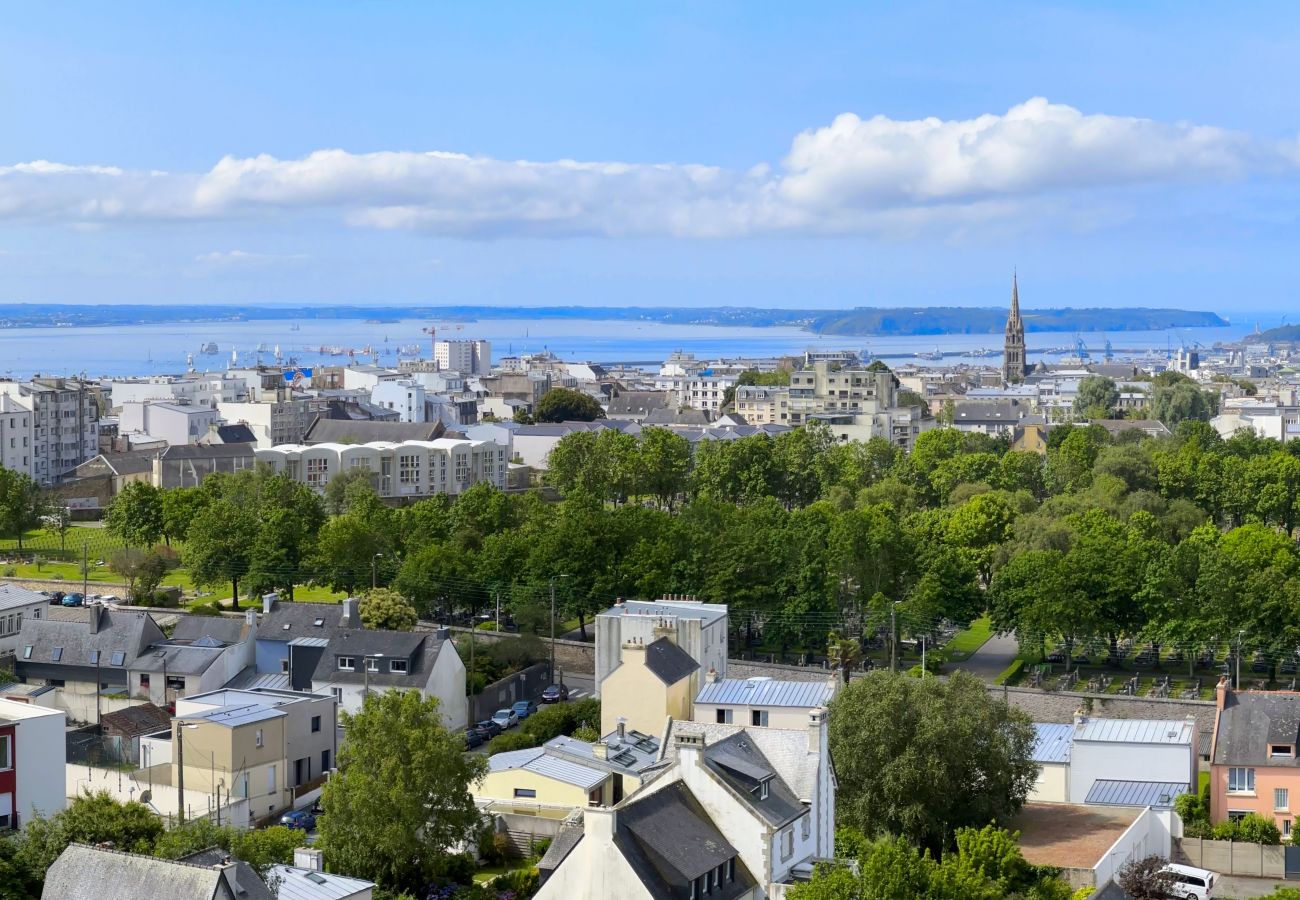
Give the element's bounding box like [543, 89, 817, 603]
[1098, 873, 1289, 898]
[953, 630, 1021, 681]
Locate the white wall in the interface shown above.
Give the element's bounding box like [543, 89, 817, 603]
[1069, 741, 1195, 803]
[1, 699, 66, 820]
[1094, 808, 1174, 889]
[1030, 762, 1069, 803]
[427, 641, 468, 731]
[532, 809, 657, 900]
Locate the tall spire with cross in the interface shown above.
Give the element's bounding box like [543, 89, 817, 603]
[1002, 271, 1026, 383]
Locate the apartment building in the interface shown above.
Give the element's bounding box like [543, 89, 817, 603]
[108, 374, 246, 410]
[0, 697, 66, 829]
[434, 339, 491, 375]
[118, 400, 221, 446]
[0, 378, 100, 485]
[0, 394, 34, 477]
[218, 397, 314, 448]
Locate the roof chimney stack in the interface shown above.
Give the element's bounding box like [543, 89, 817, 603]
[293, 847, 324, 871]
[340, 597, 360, 628]
[88, 604, 105, 634]
[262, 593, 278, 615]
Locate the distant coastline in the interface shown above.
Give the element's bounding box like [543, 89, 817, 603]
[0, 303, 1227, 337]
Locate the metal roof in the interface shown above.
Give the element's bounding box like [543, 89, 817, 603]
[696, 677, 833, 709]
[1074, 718, 1195, 745]
[1084, 779, 1189, 809]
[1032, 723, 1073, 764]
[487, 746, 608, 790]
[179, 703, 285, 728]
[288, 636, 330, 647]
[269, 865, 373, 900]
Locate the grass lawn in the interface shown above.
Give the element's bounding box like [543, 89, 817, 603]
[1198, 770, 1210, 793]
[473, 863, 537, 885]
[943, 617, 994, 662]
[0, 525, 130, 558]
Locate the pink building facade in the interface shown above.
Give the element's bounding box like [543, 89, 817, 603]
[1209, 679, 1300, 840]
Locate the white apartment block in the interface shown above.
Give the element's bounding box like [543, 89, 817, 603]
[342, 365, 403, 392]
[0, 395, 34, 477]
[109, 374, 245, 409]
[654, 373, 739, 415]
[254, 437, 508, 499]
[118, 400, 221, 446]
[434, 339, 491, 375]
[0, 378, 100, 485]
[371, 381, 428, 422]
[218, 398, 315, 448]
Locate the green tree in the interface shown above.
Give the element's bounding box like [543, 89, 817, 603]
[534, 387, 605, 423]
[0, 466, 47, 553]
[311, 510, 394, 595]
[828, 671, 1037, 853]
[316, 690, 487, 891]
[159, 486, 207, 546]
[827, 630, 863, 683]
[1151, 379, 1217, 426]
[105, 481, 164, 549]
[637, 427, 691, 510]
[230, 825, 307, 876]
[1074, 376, 1120, 419]
[13, 792, 164, 879]
[184, 498, 258, 609]
[1116, 855, 1174, 900]
[41, 505, 73, 554]
[359, 588, 419, 631]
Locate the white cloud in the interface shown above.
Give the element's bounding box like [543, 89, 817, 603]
[193, 249, 311, 267]
[2, 99, 1297, 238]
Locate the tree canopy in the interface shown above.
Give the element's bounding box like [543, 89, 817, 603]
[534, 387, 605, 422]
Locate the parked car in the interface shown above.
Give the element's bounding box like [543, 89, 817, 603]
[1159, 863, 1216, 900]
[476, 719, 502, 738]
[512, 700, 538, 720]
[541, 684, 569, 704]
[464, 728, 485, 750]
[61, 593, 85, 607]
[279, 809, 317, 832]
[491, 709, 519, 730]
[48, 591, 65, 606]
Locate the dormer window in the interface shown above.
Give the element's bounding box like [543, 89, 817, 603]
[758, 779, 770, 801]
[1271, 745, 1295, 758]
[337, 656, 355, 671]
[390, 659, 408, 673]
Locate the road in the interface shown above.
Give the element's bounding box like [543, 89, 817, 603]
[953, 631, 1021, 681]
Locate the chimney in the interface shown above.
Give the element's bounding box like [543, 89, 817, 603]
[584, 806, 617, 843]
[808, 707, 826, 756]
[215, 859, 240, 894]
[705, 666, 719, 685]
[293, 847, 324, 871]
[1216, 674, 1229, 710]
[1073, 706, 1088, 728]
[617, 717, 626, 742]
[340, 597, 360, 628]
[88, 604, 105, 634]
[621, 637, 646, 662]
[261, 593, 279, 614]
[653, 617, 676, 644]
[593, 742, 608, 759]
[674, 730, 705, 760]
[245, 608, 257, 628]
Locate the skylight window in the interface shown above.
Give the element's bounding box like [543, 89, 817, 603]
[88, 649, 100, 664]
[111, 651, 126, 666]
[304, 872, 327, 885]
[51, 647, 63, 662]
[313, 617, 325, 627]
[22, 645, 32, 659]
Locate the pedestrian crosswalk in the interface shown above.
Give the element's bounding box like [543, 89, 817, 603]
[569, 690, 589, 699]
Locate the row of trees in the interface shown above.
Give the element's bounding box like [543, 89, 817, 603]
[1073, 369, 1220, 424]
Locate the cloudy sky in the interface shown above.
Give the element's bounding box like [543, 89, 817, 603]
[2, 2, 1299, 315]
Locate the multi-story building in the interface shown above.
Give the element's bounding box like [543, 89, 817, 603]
[0, 585, 51, 658]
[435, 339, 491, 375]
[254, 437, 507, 499]
[0, 395, 34, 477]
[0, 697, 66, 830]
[118, 400, 221, 446]
[1210, 678, 1300, 838]
[595, 596, 729, 697]
[0, 378, 100, 485]
[654, 371, 738, 416]
[108, 374, 246, 410]
[218, 397, 314, 448]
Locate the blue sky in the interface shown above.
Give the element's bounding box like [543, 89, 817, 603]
[2, 2, 1299, 317]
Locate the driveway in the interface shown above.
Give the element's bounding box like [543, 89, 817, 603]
[952, 630, 1020, 681]
[1097, 873, 1291, 898]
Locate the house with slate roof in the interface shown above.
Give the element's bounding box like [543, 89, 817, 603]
[1210, 677, 1300, 837]
[127, 610, 257, 707]
[600, 634, 699, 737]
[0, 583, 49, 657]
[42, 843, 271, 900]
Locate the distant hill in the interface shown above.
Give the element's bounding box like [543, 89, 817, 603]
[1253, 324, 1300, 342]
[809, 307, 1228, 337]
[0, 302, 1227, 336]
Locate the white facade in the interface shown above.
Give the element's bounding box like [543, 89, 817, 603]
[0, 586, 49, 658]
[0, 379, 100, 485]
[118, 401, 220, 446]
[342, 365, 402, 392]
[218, 399, 314, 448]
[371, 380, 428, 423]
[311, 639, 468, 731]
[255, 438, 508, 499]
[1067, 718, 1197, 804]
[0, 697, 67, 825]
[109, 375, 245, 409]
[595, 598, 729, 697]
[0, 395, 34, 478]
[435, 339, 491, 375]
[654, 373, 738, 414]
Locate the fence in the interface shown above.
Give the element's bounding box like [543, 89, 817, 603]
[1174, 836, 1286, 878]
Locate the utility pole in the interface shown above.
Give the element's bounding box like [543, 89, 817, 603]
[495, 590, 501, 632]
[1236, 630, 1245, 688]
[889, 602, 898, 673]
[548, 575, 570, 685]
[176, 722, 186, 825]
[920, 635, 926, 679]
[371, 553, 383, 590]
[82, 540, 89, 599]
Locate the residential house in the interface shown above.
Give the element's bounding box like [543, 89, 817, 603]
[0, 584, 50, 657]
[171, 698, 294, 821]
[176, 688, 338, 791]
[1210, 679, 1300, 838]
[534, 782, 759, 900]
[14, 607, 166, 723]
[0, 696, 66, 829]
[42, 843, 272, 900]
[65, 451, 156, 507]
[1028, 716, 1196, 807]
[693, 674, 835, 730]
[595, 596, 729, 696]
[1029, 723, 1073, 803]
[128, 611, 257, 707]
[605, 391, 672, 423]
[950, 399, 1033, 436]
[0, 394, 34, 477]
[1011, 420, 1050, 454]
[99, 702, 172, 766]
[600, 635, 698, 737]
[270, 847, 375, 900]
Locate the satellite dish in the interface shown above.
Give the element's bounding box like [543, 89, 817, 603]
[140, 790, 152, 805]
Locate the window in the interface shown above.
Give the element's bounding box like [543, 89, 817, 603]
[21, 646, 31, 660]
[110, 651, 125, 666]
[715, 709, 732, 724]
[390, 659, 408, 673]
[88, 649, 100, 664]
[338, 657, 355, 671]
[0, 735, 10, 770]
[1228, 809, 1250, 823]
[305, 456, 328, 487]
[50, 647, 62, 662]
[255, 728, 264, 748]
[322, 749, 331, 771]
[1277, 788, 1290, 811]
[1271, 744, 1294, 758]
[267, 765, 276, 795]
[759, 780, 770, 801]
[726, 858, 734, 882]
[365, 658, 379, 672]
[139, 674, 150, 689]
[1228, 767, 1256, 794]
[1286, 820, 1293, 838]
[751, 710, 769, 727]
[331, 687, 343, 702]
[781, 826, 794, 861]
[399, 453, 421, 485]
[311, 715, 321, 733]
[802, 813, 810, 840]
[280, 659, 289, 675]
[513, 788, 537, 798]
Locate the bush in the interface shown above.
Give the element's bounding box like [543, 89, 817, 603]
[475, 621, 499, 631]
[187, 601, 224, 617]
[477, 829, 515, 866]
[486, 731, 538, 754]
[429, 851, 476, 884]
[1, 565, 15, 577]
[492, 867, 539, 895]
[1235, 813, 1283, 845]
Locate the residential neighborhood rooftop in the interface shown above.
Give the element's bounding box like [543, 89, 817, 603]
[1011, 803, 1145, 871]
[1073, 717, 1195, 745]
[695, 676, 833, 709]
[1213, 689, 1300, 767]
[1032, 723, 1073, 764]
[642, 636, 699, 686]
[1083, 779, 1189, 809]
[486, 746, 608, 790]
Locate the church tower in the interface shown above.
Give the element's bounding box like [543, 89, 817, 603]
[1002, 272, 1027, 383]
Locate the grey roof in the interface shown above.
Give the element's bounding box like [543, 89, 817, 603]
[643, 637, 698, 686]
[599, 599, 729, 627]
[133, 641, 232, 676]
[1087, 419, 1172, 437]
[179, 848, 275, 900]
[664, 720, 821, 802]
[537, 823, 583, 876]
[310, 628, 447, 689]
[616, 780, 754, 900]
[0, 583, 46, 611]
[1032, 723, 1073, 764]
[1214, 690, 1300, 767]
[160, 443, 255, 460]
[268, 864, 374, 900]
[1084, 779, 1189, 809]
[16, 610, 164, 670]
[75, 451, 155, 477]
[42, 843, 246, 900]
[643, 407, 711, 426]
[256, 601, 346, 640]
[1075, 718, 1195, 746]
[702, 731, 805, 828]
[212, 423, 257, 444]
[952, 399, 1029, 424]
[303, 417, 442, 444]
[170, 615, 248, 644]
[606, 391, 670, 417]
[546, 731, 663, 775]
[696, 677, 833, 709]
[486, 746, 608, 790]
[100, 703, 172, 737]
[180, 703, 286, 728]
[224, 668, 292, 691]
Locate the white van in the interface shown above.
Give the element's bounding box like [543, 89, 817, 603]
[1160, 863, 1216, 900]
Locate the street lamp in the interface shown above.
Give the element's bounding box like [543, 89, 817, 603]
[363, 653, 385, 700]
[175, 721, 200, 825]
[550, 575, 571, 685]
[371, 553, 384, 590]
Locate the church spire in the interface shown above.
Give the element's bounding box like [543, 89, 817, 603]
[1003, 270, 1026, 384]
[1010, 270, 1020, 320]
